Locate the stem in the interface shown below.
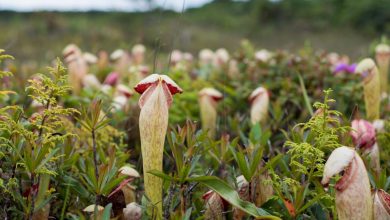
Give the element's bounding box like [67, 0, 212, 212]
[322, 92, 328, 130]
[27, 97, 52, 220]
[60, 183, 70, 220]
[250, 177, 255, 203]
[27, 174, 36, 220]
[180, 184, 187, 216]
[172, 182, 200, 211]
[38, 95, 52, 138]
[163, 182, 175, 220]
[218, 163, 227, 179]
[91, 129, 100, 205]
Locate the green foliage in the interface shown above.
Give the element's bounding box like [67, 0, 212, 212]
[188, 176, 279, 219]
[377, 120, 390, 177]
[147, 121, 206, 218]
[0, 49, 13, 77]
[14, 60, 77, 176]
[286, 89, 350, 179]
[0, 34, 389, 219]
[270, 89, 349, 218]
[229, 124, 272, 182]
[0, 55, 129, 218]
[0, 49, 15, 97]
[0, 58, 78, 218]
[149, 121, 280, 219]
[76, 100, 129, 208]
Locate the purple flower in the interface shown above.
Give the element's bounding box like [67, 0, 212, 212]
[333, 63, 357, 74]
[346, 63, 357, 73]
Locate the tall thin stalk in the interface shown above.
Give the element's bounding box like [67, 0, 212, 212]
[28, 95, 52, 220]
[91, 129, 100, 206]
[27, 174, 36, 220]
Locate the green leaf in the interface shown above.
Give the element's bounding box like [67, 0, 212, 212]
[102, 163, 119, 185]
[250, 123, 262, 144]
[35, 147, 61, 174]
[36, 174, 51, 205]
[80, 173, 95, 192]
[179, 162, 192, 182]
[102, 203, 112, 220]
[78, 119, 92, 131]
[148, 170, 177, 182]
[385, 176, 390, 191]
[230, 145, 251, 181]
[258, 154, 283, 174]
[34, 193, 56, 212]
[297, 73, 313, 116]
[34, 144, 51, 171]
[95, 118, 110, 131]
[297, 192, 325, 214]
[183, 207, 192, 220]
[102, 175, 125, 195]
[187, 176, 280, 219]
[250, 147, 264, 176]
[0, 90, 16, 95]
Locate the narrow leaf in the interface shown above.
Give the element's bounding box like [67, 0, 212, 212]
[297, 73, 313, 116]
[148, 170, 176, 181]
[102, 203, 112, 220]
[187, 176, 280, 219]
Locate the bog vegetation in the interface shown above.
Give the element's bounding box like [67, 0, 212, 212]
[0, 38, 389, 220]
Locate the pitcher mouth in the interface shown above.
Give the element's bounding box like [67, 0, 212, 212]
[335, 157, 357, 192]
[378, 189, 390, 215]
[134, 74, 183, 95]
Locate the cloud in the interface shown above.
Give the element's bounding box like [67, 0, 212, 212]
[0, 0, 212, 12]
[157, 0, 212, 11]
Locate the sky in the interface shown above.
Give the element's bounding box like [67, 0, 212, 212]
[0, 0, 213, 12]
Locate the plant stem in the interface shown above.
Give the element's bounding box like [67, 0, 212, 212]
[163, 182, 175, 220]
[172, 182, 200, 212]
[218, 163, 227, 179]
[91, 129, 100, 205]
[27, 174, 36, 220]
[60, 182, 70, 220]
[38, 94, 52, 138]
[180, 184, 187, 216]
[27, 97, 52, 220]
[250, 177, 255, 203]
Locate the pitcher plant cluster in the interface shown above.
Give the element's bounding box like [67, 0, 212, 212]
[0, 38, 389, 220]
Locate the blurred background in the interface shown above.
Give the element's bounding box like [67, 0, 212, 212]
[0, 0, 389, 63]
